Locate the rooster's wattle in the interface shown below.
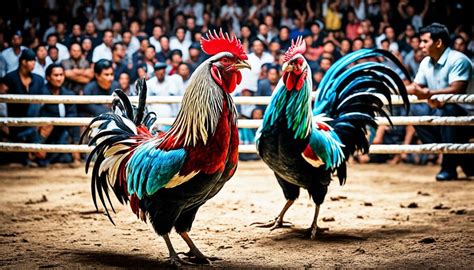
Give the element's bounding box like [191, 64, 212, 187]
[254, 37, 410, 239]
[83, 30, 250, 265]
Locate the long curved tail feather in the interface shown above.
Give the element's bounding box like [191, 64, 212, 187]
[81, 78, 156, 224]
[313, 49, 410, 185]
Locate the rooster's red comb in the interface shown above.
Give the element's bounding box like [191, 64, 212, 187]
[200, 29, 248, 60]
[283, 36, 306, 62]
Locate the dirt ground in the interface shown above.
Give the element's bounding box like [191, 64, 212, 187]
[0, 160, 473, 269]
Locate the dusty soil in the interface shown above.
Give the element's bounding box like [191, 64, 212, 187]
[0, 161, 473, 269]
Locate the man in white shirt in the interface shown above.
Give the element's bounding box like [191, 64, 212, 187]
[169, 27, 191, 61]
[149, 25, 163, 53]
[32, 44, 52, 80]
[46, 33, 70, 63]
[406, 23, 473, 181]
[92, 29, 113, 63]
[238, 39, 274, 92]
[2, 31, 27, 73]
[146, 62, 180, 131]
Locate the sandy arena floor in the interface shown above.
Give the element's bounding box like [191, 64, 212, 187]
[0, 161, 473, 268]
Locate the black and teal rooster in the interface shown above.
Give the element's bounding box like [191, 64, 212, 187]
[253, 37, 410, 239]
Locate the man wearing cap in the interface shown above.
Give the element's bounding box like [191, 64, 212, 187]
[2, 31, 27, 73]
[79, 59, 119, 117]
[2, 49, 45, 164]
[146, 62, 180, 131]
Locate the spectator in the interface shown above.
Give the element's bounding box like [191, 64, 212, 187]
[239, 24, 253, 53]
[176, 62, 191, 89]
[46, 33, 70, 63]
[239, 39, 274, 92]
[65, 24, 83, 47]
[398, 24, 417, 56]
[79, 59, 119, 117]
[345, 9, 361, 40]
[122, 30, 139, 60]
[111, 42, 128, 80]
[156, 35, 171, 63]
[376, 25, 399, 52]
[273, 26, 292, 51]
[339, 38, 352, 57]
[36, 64, 81, 167]
[149, 25, 164, 52]
[47, 46, 60, 64]
[146, 62, 181, 130]
[397, 0, 429, 32]
[182, 0, 205, 26]
[168, 49, 183, 76]
[62, 42, 93, 95]
[81, 37, 94, 63]
[2, 31, 26, 73]
[32, 44, 52, 79]
[132, 38, 149, 67]
[92, 29, 113, 63]
[256, 65, 280, 112]
[93, 5, 112, 32]
[406, 23, 473, 181]
[186, 42, 206, 73]
[169, 27, 191, 61]
[403, 36, 421, 78]
[118, 72, 136, 96]
[2, 49, 44, 164]
[111, 21, 123, 43]
[220, 0, 244, 35]
[141, 45, 157, 78]
[83, 21, 100, 49]
[324, 0, 342, 32]
[309, 21, 325, 48]
[257, 23, 274, 46]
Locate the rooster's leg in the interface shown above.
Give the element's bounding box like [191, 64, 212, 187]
[308, 204, 329, 239]
[177, 232, 221, 264]
[163, 233, 193, 266]
[251, 199, 295, 230]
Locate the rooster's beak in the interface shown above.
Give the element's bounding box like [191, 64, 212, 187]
[282, 62, 294, 72]
[234, 60, 251, 70]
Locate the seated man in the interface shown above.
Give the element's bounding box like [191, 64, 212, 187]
[78, 59, 119, 117]
[34, 64, 81, 166]
[406, 23, 473, 181]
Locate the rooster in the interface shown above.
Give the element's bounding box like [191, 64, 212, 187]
[82, 30, 250, 265]
[253, 37, 410, 239]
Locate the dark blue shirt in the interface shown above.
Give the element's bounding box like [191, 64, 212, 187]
[3, 70, 45, 117]
[79, 80, 119, 117]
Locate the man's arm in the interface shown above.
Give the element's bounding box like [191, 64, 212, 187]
[407, 81, 468, 100]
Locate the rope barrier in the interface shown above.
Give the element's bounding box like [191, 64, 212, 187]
[1, 142, 473, 154]
[1, 116, 473, 127]
[1, 94, 473, 105]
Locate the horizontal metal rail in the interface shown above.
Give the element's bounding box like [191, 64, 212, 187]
[1, 116, 473, 127]
[1, 142, 473, 154]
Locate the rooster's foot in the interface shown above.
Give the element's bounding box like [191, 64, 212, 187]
[177, 250, 221, 265]
[251, 217, 293, 231]
[168, 253, 194, 267]
[305, 226, 329, 239]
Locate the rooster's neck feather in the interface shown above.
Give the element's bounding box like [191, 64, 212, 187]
[160, 60, 237, 148]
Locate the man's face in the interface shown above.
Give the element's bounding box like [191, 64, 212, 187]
[85, 22, 95, 34]
[176, 29, 185, 41]
[122, 32, 131, 44]
[267, 69, 279, 84]
[96, 67, 114, 89]
[252, 41, 264, 55]
[36, 46, 48, 60]
[47, 36, 57, 47]
[160, 38, 169, 50]
[145, 47, 155, 60]
[103, 32, 113, 47]
[72, 25, 81, 36]
[279, 28, 289, 40]
[410, 37, 420, 50]
[155, 69, 166, 81]
[49, 49, 59, 61]
[153, 26, 162, 39]
[177, 64, 190, 79]
[419, 33, 436, 57]
[47, 67, 65, 88]
[118, 73, 129, 89]
[453, 38, 466, 52]
[259, 24, 268, 36]
[70, 44, 82, 59]
[12, 35, 22, 47]
[114, 44, 126, 59]
[23, 60, 36, 72]
[385, 27, 395, 40]
[320, 59, 331, 71]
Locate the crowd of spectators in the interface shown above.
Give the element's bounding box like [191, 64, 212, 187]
[0, 0, 472, 167]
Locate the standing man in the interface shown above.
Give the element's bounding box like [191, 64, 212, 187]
[407, 23, 473, 181]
